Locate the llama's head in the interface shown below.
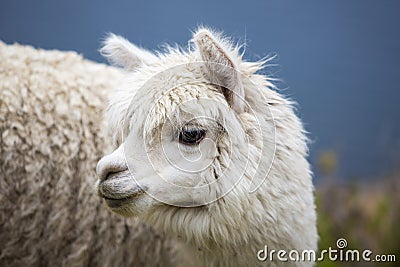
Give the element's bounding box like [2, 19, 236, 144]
[95, 29, 310, 245]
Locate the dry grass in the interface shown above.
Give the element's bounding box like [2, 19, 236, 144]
[316, 172, 400, 266]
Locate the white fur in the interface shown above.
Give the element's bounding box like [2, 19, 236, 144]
[96, 28, 318, 267]
[100, 33, 158, 70]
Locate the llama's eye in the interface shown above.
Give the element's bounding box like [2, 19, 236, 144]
[178, 127, 206, 145]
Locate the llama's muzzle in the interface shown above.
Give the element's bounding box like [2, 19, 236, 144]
[96, 145, 147, 207]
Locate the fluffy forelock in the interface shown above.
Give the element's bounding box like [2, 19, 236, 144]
[104, 28, 273, 147]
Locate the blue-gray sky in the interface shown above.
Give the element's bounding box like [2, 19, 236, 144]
[1, 0, 399, 180]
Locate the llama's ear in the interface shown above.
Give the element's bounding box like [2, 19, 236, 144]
[100, 33, 157, 71]
[193, 29, 245, 113]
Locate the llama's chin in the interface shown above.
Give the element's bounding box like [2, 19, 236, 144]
[104, 195, 138, 209]
[103, 194, 153, 217]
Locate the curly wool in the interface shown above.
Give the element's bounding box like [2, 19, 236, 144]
[0, 41, 181, 266]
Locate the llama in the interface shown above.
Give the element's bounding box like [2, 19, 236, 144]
[0, 41, 181, 266]
[96, 28, 318, 266]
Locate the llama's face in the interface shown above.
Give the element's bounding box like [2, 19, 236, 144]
[95, 29, 273, 217]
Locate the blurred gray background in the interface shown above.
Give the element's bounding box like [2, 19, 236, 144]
[1, 0, 399, 181]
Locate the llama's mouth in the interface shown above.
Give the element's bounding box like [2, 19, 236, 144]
[100, 187, 147, 209]
[97, 171, 147, 208]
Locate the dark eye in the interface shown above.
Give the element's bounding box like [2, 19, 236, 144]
[179, 127, 206, 145]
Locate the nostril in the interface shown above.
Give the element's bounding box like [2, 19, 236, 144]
[96, 158, 128, 182]
[96, 145, 128, 181]
[97, 162, 128, 182]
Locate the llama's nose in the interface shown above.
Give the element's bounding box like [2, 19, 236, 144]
[96, 145, 128, 182]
